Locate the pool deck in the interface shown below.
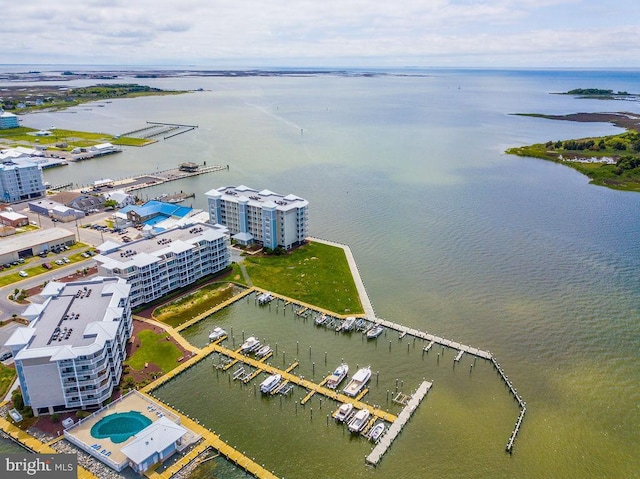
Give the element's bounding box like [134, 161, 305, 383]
[63, 391, 198, 472]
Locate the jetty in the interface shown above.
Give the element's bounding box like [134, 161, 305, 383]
[366, 381, 432, 466]
[75, 164, 227, 195]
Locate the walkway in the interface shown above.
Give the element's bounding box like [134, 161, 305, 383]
[0, 407, 98, 479]
[139, 392, 278, 479]
[366, 381, 432, 466]
[133, 315, 202, 355]
[206, 342, 397, 423]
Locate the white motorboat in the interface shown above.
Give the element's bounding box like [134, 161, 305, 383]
[366, 325, 384, 339]
[337, 316, 356, 332]
[240, 336, 260, 353]
[368, 422, 385, 442]
[314, 313, 328, 326]
[259, 373, 281, 393]
[348, 408, 371, 433]
[208, 327, 227, 341]
[343, 366, 372, 397]
[326, 363, 349, 390]
[256, 344, 272, 357]
[334, 403, 353, 422]
[257, 292, 273, 305]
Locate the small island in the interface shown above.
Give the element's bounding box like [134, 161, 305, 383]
[507, 111, 640, 192]
[555, 88, 638, 99]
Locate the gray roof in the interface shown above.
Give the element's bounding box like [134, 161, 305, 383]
[5, 277, 130, 361]
[0, 228, 75, 256]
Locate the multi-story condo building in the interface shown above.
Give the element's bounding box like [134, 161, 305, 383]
[95, 222, 230, 308]
[0, 110, 20, 129]
[205, 185, 309, 250]
[0, 160, 45, 203]
[4, 277, 132, 416]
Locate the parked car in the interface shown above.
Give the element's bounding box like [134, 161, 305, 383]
[0, 351, 12, 361]
[19, 271, 28, 277]
[55, 260, 64, 266]
[42, 263, 52, 269]
[63, 257, 70, 263]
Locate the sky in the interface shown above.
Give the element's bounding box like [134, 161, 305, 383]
[3, 0, 640, 68]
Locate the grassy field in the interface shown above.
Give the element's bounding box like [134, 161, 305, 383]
[0, 363, 17, 398]
[125, 330, 182, 373]
[0, 126, 150, 149]
[243, 241, 363, 314]
[153, 282, 241, 328]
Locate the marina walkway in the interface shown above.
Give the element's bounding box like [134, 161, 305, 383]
[206, 342, 398, 423]
[375, 318, 493, 361]
[0, 413, 98, 479]
[366, 381, 432, 466]
[139, 392, 278, 479]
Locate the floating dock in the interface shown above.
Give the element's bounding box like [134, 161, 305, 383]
[366, 381, 432, 466]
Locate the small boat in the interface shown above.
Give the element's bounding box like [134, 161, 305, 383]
[259, 374, 281, 393]
[343, 366, 372, 397]
[326, 363, 349, 390]
[256, 344, 272, 357]
[314, 313, 327, 326]
[257, 292, 273, 305]
[348, 408, 371, 433]
[337, 316, 356, 332]
[334, 403, 353, 422]
[208, 327, 227, 341]
[368, 422, 385, 442]
[240, 336, 260, 353]
[366, 325, 384, 339]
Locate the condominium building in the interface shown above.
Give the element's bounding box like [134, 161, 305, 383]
[4, 277, 132, 416]
[0, 160, 46, 203]
[95, 222, 230, 308]
[0, 111, 20, 129]
[205, 185, 309, 250]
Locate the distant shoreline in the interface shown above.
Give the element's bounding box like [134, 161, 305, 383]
[507, 111, 640, 192]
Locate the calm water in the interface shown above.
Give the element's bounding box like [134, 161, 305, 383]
[3, 68, 640, 477]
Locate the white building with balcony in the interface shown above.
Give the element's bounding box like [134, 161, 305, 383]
[4, 277, 132, 416]
[205, 185, 308, 250]
[94, 222, 230, 308]
[0, 160, 45, 203]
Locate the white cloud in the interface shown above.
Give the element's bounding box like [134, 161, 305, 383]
[2, 0, 639, 66]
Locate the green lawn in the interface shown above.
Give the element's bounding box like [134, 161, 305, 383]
[243, 241, 363, 314]
[0, 363, 17, 398]
[125, 330, 182, 373]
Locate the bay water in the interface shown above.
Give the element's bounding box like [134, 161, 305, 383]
[3, 68, 639, 478]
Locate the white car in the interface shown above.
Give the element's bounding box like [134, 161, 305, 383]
[55, 259, 64, 266]
[62, 257, 70, 263]
[19, 271, 28, 277]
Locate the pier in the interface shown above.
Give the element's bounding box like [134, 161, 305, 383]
[140, 393, 278, 479]
[491, 357, 527, 453]
[374, 317, 493, 361]
[207, 342, 397, 423]
[365, 381, 432, 466]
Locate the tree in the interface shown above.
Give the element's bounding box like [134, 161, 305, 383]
[104, 199, 119, 209]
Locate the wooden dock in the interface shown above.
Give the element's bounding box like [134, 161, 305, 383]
[207, 342, 397, 423]
[491, 357, 527, 453]
[375, 318, 493, 360]
[140, 393, 278, 479]
[365, 381, 432, 466]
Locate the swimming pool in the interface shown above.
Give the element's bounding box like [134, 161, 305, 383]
[90, 411, 152, 444]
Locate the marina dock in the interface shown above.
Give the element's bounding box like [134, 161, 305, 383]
[366, 381, 432, 466]
[139, 393, 279, 479]
[207, 342, 398, 423]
